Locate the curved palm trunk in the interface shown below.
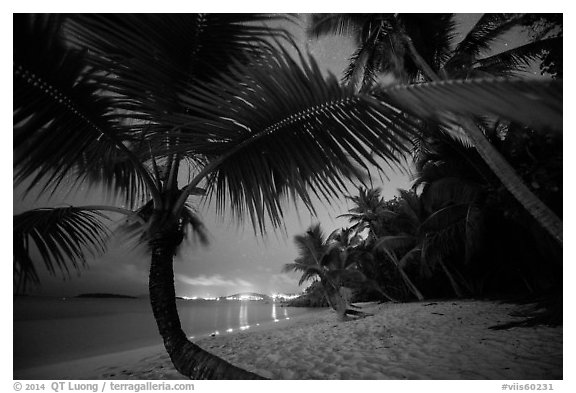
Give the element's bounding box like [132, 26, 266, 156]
[395, 264, 425, 301]
[401, 31, 563, 246]
[322, 280, 348, 321]
[454, 118, 562, 245]
[149, 234, 264, 380]
[437, 259, 465, 298]
[384, 248, 425, 301]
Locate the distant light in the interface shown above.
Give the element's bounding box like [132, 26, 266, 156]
[274, 319, 279, 322]
[239, 295, 263, 301]
[269, 293, 300, 301]
[226, 328, 234, 333]
[240, 325, 250, 330]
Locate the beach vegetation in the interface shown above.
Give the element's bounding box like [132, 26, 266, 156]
[308, 13, 563, 245]
[283, 224, 370, 320]
[306, 13, 562, 322]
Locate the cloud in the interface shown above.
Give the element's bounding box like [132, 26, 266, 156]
[269, 273, 299, 288]
[176, 273, 252, 288]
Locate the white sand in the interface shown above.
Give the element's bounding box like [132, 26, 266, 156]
[15, 300, 562, 380]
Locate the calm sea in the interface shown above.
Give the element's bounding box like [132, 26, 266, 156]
[13, 297, 316, 370]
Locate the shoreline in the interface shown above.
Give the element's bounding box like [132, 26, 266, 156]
[14, 307, 325, 380]
[14, 300, 562, 380]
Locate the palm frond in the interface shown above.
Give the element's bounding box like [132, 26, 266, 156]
[472, 36, 562, 76]
[342, 44, 377, 91]
[307, 14, 371, 42]
[292, 224, 327, 265]
[419, 178, 483, 211]
[180, 204, 210, 247]
[282, 261, 324, 286]
[13, 14, 154, 205]
[374, 235, 416, 252]
[379, 78, 562, 133]
[400, 13, 456, 72]
[419, 203, 471, 234]
[65, 14, 293, 120]
[170, 46, 417, 233]
[445, 14, 526, 72]
[396, 246, 421, 269]
[14, 207, 111, 292]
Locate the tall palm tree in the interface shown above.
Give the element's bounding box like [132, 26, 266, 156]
[14, 14, 562, 378]
[13, 14, 416, 379]
[309, 13, 563, 246]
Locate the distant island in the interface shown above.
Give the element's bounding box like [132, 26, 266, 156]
[222, 292, 272, 301]
[75, 293, 137, 299]
[174, 293, 301, 301]
[175, 293, 274, 301]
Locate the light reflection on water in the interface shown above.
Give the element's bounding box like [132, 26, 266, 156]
[239, 301, 248, 330]
[272, 302, 279, 322]
[13, 297, 316, 370]
[175, 300, 313, 338]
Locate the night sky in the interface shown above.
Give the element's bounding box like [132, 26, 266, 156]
[13, 14, 503, 298]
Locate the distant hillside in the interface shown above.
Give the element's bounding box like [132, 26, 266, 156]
[75, 293, 137, 299]
[223, 292, 272, 300]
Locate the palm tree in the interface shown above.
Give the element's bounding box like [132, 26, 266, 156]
[13, 14, 416, 379]
[283, 224, 383, 319]
[338, 187, 406, 242]
[14, 14, 562, 378]
[339, 187, 385, 238]
[308, 14, 455, 89]
[375, 189, 479, 299]
[309, 13, 563, 246]
[283, 224, 349, 320]
[412, 122, 561, 297]
[326, 227, 398, 302]
[310, 14, 561, 86]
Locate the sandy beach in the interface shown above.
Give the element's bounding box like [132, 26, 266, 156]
[15, 300, 562, 380]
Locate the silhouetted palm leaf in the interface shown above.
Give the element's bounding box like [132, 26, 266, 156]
[472, 37, 562, 76]
[380, 78, 562, 133]
[310, 14, 455, 87]
[65, 14, 292, 120]
[445, 14, 524, 72]
[308, 14, 371, 41]
[375, 235, 416, 252]
[13, 14, 154, 204]
[419, 203, 471, 234]
[14, 207, 111, 291]
[169, 47, 418, 232]
[282, 261, 325, 286]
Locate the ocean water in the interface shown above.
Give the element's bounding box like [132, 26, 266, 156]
[13, 297, 315, 370]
